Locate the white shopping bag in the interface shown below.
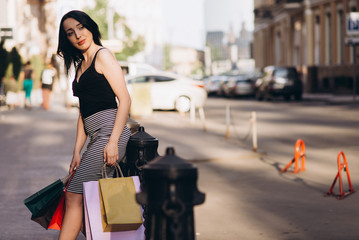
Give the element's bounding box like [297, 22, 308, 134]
[83, 176, 145, 240]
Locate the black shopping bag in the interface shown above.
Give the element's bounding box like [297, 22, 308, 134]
[24, 179, 64, 217]
[24, 173, 73, 229]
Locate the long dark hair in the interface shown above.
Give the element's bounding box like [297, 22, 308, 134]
[57, 10, 102, 75]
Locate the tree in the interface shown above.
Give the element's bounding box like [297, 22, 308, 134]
[84, 0, 110, 39]
[114, 24, 145, 61]
[84, 0, 145, 61]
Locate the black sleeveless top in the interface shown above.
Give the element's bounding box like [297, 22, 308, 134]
[24, 69, 33, 79]
[72, 48, 117, 119]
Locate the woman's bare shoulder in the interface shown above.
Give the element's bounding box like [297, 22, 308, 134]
[97, 48, 116, 62]
[95, 48, 119, 72]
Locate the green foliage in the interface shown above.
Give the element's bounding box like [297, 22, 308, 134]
[210, 46, 223, 61]
[85, 0, 145, 61]
[163, 44, 172, 71]
[0, 41, 10, 81]
[9, 47, 22, 81]
[84, 0, 111, 39]
[30, 55, 45, 89]
[115, 35, 145, 61]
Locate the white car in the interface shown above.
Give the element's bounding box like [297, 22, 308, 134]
[126, 72, 207, 112]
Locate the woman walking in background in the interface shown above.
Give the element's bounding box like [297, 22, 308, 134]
[21, 61, 34, 109]
[40, 61, 57, 110]
[57, 10, 131, 239]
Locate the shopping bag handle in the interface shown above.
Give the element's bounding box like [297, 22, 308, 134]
[64, 172, 75, 191]
[102, 163, 124, 179]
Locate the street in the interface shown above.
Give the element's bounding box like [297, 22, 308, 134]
[0, 94, 358, 239]
[191, 96, 359, 240]
[202, 96, 359, 168]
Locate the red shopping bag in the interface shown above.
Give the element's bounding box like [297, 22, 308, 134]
[48, 194, 65, 230]
[48, 172, 75, 230]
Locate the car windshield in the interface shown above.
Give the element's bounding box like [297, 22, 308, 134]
[128, 75, 175, 84]
[274, 68, 297, 78]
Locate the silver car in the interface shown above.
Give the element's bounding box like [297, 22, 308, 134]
[222, 74, 255, 98]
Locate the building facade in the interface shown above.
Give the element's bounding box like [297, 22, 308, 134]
[0, 0, 86, 61]
[254, 0, 359, 93]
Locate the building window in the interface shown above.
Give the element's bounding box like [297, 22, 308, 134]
[293, 20, 301, 66]
[337, 9, 343, 64]
[275, 30, 281, 65]
[325, 12, 331, 65]
[314, 15, 320, 65]
[350, 7, 357, 63]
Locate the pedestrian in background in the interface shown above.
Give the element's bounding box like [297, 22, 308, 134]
[21, 61, 34, 109]
[40, 61, 57, 110]
[4, 76, 19, 109]
[57, 10, 131, 240]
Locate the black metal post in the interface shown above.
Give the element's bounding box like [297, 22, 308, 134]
[136, 147, 205, 240]
[125, 126, 158, 180]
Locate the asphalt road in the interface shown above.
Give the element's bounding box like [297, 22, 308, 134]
[191, 96, 359, 240]
[0, 106, 84, 240]
[202, 96, 359, 169]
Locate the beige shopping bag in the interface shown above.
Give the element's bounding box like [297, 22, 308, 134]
[99, 164, 143, 232]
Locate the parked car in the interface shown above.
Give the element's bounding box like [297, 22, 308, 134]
[254, 66, 303, 101]
[126, 72, 207, 112]
[118, 61, 158, 76]
[222, 73, 255, 98]
[204, 75, 228, 96]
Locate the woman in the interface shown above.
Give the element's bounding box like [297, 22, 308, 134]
[40, 61, 57, 110]
[57, 10, 131, 239]
[21, 61, 34, 109]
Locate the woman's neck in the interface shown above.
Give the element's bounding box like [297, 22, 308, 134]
[82, 43, 101, 63]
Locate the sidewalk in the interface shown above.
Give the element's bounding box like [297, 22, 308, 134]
[303, 92, 358, 104]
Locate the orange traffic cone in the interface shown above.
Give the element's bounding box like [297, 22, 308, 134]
[326, 151, 355, 200]
[281, 139, 305, 173]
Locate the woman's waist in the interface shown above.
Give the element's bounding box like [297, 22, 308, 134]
[83, 108, 117, 134]
[80, 102, 117, 119]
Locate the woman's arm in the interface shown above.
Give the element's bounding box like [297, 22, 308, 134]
[69, 113, 87, 173]
[96, 49, 131, 166]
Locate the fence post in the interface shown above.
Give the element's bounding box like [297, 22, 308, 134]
[251, 111, 257, 152]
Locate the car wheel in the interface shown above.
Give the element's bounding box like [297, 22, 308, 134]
[294, 93, 302, 101]
[175, 96, 191, 112]
[284, 94, 291, 101]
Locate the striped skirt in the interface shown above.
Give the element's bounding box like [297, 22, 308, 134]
[67, 108, 131, 194]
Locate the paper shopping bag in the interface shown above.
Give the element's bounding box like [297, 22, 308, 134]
[30, 190, 63, 229]
[99, 164, 143, 232]
[47, 173, 75, 230]
[47, 194, 65, 230]
[24, 179, 64, 217]
[24, 173, 74, 230]
[83, 178, 145, 240]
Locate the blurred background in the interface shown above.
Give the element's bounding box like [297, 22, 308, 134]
[1, 0, 358, 109]
[0, 0, 255, 108]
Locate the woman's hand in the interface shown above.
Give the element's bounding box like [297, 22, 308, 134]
[69, 152, 81, 174]
[104, 140, 119, 166]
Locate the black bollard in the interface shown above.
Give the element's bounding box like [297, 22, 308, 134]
[136, 147, 205, 240]
[125, 126, 159, 179]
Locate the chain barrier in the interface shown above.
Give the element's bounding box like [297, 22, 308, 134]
[229, 109, 253, 142]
